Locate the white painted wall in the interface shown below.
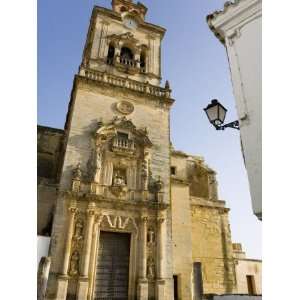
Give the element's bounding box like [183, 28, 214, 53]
[37, 235, 50, 267]
[208, 0, 262, 220]
[235, 259, 262, 294]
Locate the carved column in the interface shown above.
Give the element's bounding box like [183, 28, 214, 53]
[62, 204, 78, 275]
[138, 216, 148, 300]
[56, 202, 77, 300]
[77, 202, 96, 300]
[141, 216, 148, 278]
[157, 216, 165, 279]
[88, 214, 102, 300]
[156, 215, 166, 300]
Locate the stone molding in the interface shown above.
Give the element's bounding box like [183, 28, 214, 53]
[77, 69, 173, 104]
[207, 0, 261, 45]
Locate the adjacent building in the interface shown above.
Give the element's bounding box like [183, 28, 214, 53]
[207, 0, 262, 220]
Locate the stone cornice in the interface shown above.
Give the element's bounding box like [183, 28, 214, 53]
[170, 177, 190, 186]
[207, 0, 261, 45]
[93, 5, 166, 37]
[60, 190, 169, 211]
[171, 150, 189, 158]
[76, 69, 174, 106]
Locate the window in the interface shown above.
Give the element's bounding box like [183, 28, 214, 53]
[107, 43, 115, 65]
[246, 275, 256, 295]
[117, 132, 129, 140]
[171, 166, 176, 175]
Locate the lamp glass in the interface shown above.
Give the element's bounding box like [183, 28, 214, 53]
[204, 99, 227, 126]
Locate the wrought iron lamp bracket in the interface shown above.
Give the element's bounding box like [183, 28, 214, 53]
[213, 120, 240, 130]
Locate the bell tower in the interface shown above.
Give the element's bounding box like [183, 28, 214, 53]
[79, 0, 166, 86]
[47, 1, 175, 300]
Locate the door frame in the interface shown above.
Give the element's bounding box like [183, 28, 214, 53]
[88, 217, 138, 300]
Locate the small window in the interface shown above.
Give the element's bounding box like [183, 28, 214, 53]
[117, 132, 129, 140]
[171, 166, 176, 175]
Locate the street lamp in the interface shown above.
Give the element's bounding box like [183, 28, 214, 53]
[204, 99, 239, 130]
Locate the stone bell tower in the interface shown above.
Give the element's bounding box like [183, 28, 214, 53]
[46, 1, 175, 300]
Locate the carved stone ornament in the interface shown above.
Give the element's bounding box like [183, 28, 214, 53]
[72, 219, 84, 250]
[147, 227, 155, 246]
[72, 163, 82, 180]
[116, 101, 134, 115]
[69, 251, 80, 276]
[147, 256, 155, 280]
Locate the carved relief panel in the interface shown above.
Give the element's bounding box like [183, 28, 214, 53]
[85, 116, 153, 199]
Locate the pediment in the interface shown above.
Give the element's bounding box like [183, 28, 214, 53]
[95, 116, 152, 148]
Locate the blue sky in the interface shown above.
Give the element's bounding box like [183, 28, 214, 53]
[38, 0, 261, 258]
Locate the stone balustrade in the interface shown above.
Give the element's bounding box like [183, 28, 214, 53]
[113, 137, 135, 151]
[81, 67, 171, 99]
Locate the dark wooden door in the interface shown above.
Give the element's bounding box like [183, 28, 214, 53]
[94, 232, 131, 300]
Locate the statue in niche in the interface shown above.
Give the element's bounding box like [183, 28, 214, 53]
[147, 257, 155, 279]
[147, 227, 155, 245]
[72, 163, 82, 180]
[113, 170, 126, 186]
[72, 219, 84, 249]
[74, 219, 84, 240]
[141, 150, 150, 190]
[69, 251, 80, 276]
[93, 146, 104, 183]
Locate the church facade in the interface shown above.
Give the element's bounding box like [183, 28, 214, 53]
[38, 1, 242, 299]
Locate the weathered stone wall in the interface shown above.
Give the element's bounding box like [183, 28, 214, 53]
[191, 207, 236, 295]
[171, 153, 236, 297]
[37, 125, 64, 181]
[37, 126, 64, 235]
[171, 181, 193, 300]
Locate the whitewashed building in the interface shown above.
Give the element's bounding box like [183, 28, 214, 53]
[207, 0, 262, 220]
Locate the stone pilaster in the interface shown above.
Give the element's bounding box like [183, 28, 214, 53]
[87, 214, 102, 300]
[137, 215, 149, 300]
[156, 214, 166, 300]
[56, 201, 77, 300]
[77, 202, 96, 300]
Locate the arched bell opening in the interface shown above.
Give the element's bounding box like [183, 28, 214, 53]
[140, 51, 146, 73]
[120, 47, 135, 67]
[107, 42, 115, 65]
